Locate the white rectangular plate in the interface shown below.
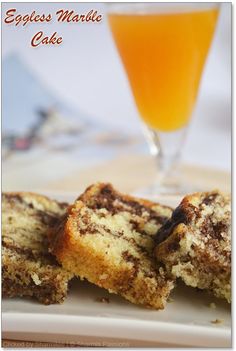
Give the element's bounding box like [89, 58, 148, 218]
[2, 193, 231, 347]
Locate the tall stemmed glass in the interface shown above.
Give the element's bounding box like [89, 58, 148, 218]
[107, 3, 219, 194]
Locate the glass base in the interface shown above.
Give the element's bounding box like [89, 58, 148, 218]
[137, 180, 201, 197]
[136, 165, 203, 197]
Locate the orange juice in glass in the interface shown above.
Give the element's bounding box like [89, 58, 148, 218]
[108, 3, 219, 193]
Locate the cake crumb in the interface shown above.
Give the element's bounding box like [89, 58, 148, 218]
[31, 273, 42, 286]
[167, 297, 174, 303]
[95, 297, 110, 303]
[211, 319, 224, 324]
[99, 273, 108, 280]
[209, 302, 216, 309]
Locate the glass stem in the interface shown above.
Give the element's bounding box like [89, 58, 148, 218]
[142, 124, 188, 194]
[155, 150, 180, 189]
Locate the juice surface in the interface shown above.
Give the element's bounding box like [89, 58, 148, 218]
[109, 8, 219, 132]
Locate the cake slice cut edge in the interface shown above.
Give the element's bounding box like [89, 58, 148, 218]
[50, 183, 175, 309]
[2, 192, 74, 305]
[154, 190, 231, 303]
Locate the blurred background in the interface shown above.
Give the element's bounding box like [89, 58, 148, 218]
[2, 2, 231, 194]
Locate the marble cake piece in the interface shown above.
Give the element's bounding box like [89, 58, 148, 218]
[50, 183, 174, 309]
[155, 191, 231, 302]
[2, 192, 73, 304]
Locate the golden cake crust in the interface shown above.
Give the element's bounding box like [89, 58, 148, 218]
[50, 183, 174, 309]
[155, 190, 231, 302]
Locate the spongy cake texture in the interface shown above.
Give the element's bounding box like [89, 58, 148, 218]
[50, 183, 175, 309]
[2, 192, 73, 304]
[155, 191, 231, 302]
